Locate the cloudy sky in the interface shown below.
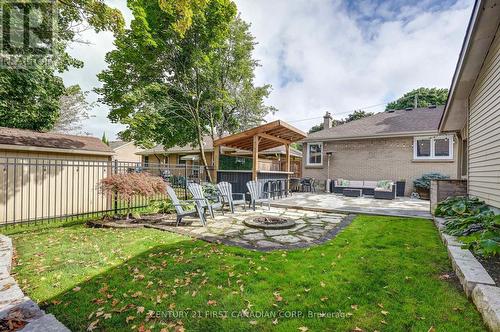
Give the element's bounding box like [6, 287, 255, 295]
[62, 0, 474, 139]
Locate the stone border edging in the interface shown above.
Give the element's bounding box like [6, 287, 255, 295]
[433, 217, 500, 331]
[0, 234, 70, 332]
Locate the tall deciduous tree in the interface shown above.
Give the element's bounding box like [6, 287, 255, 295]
[0, 0, 124, 131]
[0, 66, 65, 131]
[385, 87, 448, 111]
[97, 0, 274, 179]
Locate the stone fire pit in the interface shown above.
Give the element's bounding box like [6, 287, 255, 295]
[243, 216, 296, 230]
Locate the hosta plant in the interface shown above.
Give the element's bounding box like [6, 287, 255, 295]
[435, 196, 490, 217]
[438, 196, 499, 257]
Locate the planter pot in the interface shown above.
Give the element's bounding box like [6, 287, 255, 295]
[396, 181, 406, 197]
[416, 187, 430, 200]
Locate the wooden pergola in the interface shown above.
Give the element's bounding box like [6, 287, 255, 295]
[213, 120, 307, 180]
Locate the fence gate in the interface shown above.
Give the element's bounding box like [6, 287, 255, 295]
[0, 158, 209, 227]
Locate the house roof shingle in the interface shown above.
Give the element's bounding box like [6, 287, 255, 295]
[303, 106, 445, 142]
[109, 141, 130, 150]
[0, 127, 114, 155]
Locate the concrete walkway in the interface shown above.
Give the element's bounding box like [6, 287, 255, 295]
[271, 193, 432, 219]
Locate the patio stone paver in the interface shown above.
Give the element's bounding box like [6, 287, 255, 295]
[272, 193, 432, 218]
[136, 207, 355, 251]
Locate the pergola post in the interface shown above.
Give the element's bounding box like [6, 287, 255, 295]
[213, 145, 220, 183]
[252, 135, 259, 181]
[285, 144, 290, 191]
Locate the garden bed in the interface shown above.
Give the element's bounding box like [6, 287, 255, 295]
[476, 255, 500, 285]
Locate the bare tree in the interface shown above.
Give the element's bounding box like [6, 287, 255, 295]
[53, 85, 94, 134]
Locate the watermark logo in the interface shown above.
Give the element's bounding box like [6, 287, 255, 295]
[0, 0, 57, 68]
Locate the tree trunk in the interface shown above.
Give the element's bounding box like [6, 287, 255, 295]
[196, 129, 213, 183]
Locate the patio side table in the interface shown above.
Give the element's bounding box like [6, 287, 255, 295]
[343, 188, 362, 197]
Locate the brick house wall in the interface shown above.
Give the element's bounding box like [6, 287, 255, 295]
[302, 136, 459, 195]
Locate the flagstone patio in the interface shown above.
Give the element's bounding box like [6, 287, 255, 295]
[143, 207, 353, 251]
[271, 193, 432, 219]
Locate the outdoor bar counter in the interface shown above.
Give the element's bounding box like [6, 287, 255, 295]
[217, 170, 293, 194]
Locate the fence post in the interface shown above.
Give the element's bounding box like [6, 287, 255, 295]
[113, 160, 118, 214]
[184, 163, 188, 200]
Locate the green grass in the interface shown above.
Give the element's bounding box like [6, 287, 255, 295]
[7, 215, 486, 331]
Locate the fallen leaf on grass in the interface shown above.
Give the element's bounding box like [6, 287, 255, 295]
[73, 286, 81, 292]
[351, 304, 358, 310]
[427, 327, 435, 332]
[381, 310, 389, 316]
[137, 306, 145, 314]
[126, 316, 135, 323]
[249, 320, 258, 325]
[87, 319, 99, 331]
[207, 300, 217, 306]
[298, 327, 309, 332]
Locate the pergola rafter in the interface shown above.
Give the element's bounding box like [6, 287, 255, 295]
[213, 120, 306, 181]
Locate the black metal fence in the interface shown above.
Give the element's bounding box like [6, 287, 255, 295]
[0, 157, 211, 227]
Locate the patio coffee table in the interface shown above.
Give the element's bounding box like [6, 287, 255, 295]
[343, 188, 362, 197]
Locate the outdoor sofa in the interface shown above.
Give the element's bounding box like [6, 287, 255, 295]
[330, 179, 396, 199]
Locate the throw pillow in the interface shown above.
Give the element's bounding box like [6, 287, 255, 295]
[377, 180, 392, 190]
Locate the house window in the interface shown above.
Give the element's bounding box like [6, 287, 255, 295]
[413, 135, 453, 160]
[178, 156, 186, 165]
[307, 142, 323, 165]
[143, 156, 149, 167]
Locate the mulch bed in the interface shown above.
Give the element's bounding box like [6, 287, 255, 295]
[476, 255, 500, 285]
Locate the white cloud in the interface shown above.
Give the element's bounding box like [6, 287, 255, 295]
[235, 0, 473, 130]
[62, 0, 473, 138]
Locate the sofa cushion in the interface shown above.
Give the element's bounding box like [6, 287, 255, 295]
[376, 180, 393, 191]
[349, 180, 364, 188]
[363, 181, 378, 189]
[339, 179, 350, 187]
[375, 186, 392, 192]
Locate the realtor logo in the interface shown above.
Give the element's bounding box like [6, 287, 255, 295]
[0, 0, 57, 68]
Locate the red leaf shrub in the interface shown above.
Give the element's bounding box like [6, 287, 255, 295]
[100, 172, 166, 217]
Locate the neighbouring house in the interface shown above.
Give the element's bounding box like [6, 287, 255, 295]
[137, 135, 303, 178]
[301, 107, 459, 195]
[439, 0, 500, 210]
[0, 127, 115, 224]
[109, 140, 144, 163]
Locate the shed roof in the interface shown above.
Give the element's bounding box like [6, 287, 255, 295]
[303, 106, 444, 142]
[0, 127, 114, 155]
[213, 120, 307, 151]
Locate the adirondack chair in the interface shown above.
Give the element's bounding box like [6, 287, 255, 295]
[187, 183, 224, 218]
[246, 180, 271, 211]
[217, 181, 246, 213]
[166, 185, 207, 226]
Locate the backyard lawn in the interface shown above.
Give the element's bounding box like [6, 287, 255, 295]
[6, 216, 486, 331]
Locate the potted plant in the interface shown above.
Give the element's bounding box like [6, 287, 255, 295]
[396, 179, 406, 197]
[413, 173, 449, 200]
